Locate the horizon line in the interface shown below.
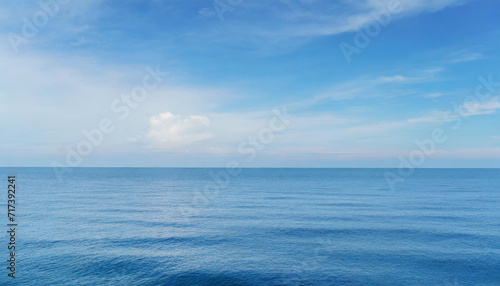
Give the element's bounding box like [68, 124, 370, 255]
[0, 166, 499, 169]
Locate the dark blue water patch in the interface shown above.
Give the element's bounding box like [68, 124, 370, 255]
[314, 202, 376, 207]
[73, 256, 179, 279]
[154, 271, 255, 286]
[221, 204, 277, 210]
[256, 226, 500, 247]
[150, 270, 366, 286]
[319, 252, 500, 286]
[350, 213, 473, 223]
[290, 215, 363, 222]
[25, 235, 235, 251]
[96, 219, 187, 228]
[411, 215, 470, 222]
[94, 208, 157, 213]
[104, 236, 233, 248]
[20, 254, 181, 285]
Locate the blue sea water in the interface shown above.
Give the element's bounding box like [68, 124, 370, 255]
[0, 168, 499, 285]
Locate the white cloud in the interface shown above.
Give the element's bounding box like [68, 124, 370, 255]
[374, 75, 415, 83]
[144, 112, 214, 149]
[344, 120, 409, 135]
[407, 111, 449, 123]
[433, 148, 500, 158]
[448, 49, 484, 63]
[423, 92, 446, 98]
[198, 7, 216, 18]
[461, 96, 500, 116]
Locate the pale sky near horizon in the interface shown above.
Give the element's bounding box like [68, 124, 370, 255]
[0, 0, 499, 167]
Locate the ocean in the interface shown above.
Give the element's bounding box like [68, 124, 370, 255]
[0, 168, 498, 285]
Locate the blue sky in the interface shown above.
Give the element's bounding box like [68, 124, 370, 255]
[0, 0, 499, 167]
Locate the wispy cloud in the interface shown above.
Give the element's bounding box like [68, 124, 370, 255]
[142, 112, 214, 150]
[407, 111, 448, 123]
[290, 66, 445, 109]
[195, 0, 465, 49]
[422, 92, 447, 98]
[374, 75, 420, 84]
[433, 148, 500, 158]
[461, 96, 500, 116]
[448, 49, 484, 63]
